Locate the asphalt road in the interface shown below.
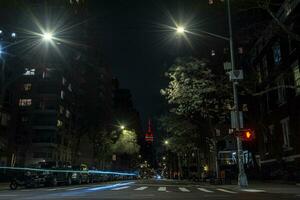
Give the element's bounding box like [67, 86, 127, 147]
[0, 179, 299, 200]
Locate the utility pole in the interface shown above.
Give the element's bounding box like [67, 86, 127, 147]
[227, 0, 248, 187]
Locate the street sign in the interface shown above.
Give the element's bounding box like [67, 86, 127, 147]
[231, 111, 244, 129]
[223, 62, 232, 71]
[229, 70, 244, 80]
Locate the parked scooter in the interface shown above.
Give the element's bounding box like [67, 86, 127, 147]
[10, 171, 45, 190]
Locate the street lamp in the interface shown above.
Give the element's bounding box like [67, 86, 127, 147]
[176, 26, 186, 34]
[164, 140, 169, 145]
[120, 125, 125, 130]
[170, 0, 248, 188]
[42, 32, 53, 42]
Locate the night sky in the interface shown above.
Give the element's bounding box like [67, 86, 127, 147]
[0, 0, 228, 127]
[89, 0, 227, 126]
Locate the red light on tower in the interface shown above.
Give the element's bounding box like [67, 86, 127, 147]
[145, 119, 154, 143]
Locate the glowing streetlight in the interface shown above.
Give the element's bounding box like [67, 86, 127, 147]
[176, 26, 186, 34]
[164, 140, 169, 145]
[42, 32, 53, 42]
[11, 32, 16, 38]
[120, 125, 125, 130]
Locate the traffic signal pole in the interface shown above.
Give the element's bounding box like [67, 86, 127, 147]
[227, 0, 248, 187]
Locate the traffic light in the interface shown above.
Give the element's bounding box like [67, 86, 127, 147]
[239, 129, 255, 141]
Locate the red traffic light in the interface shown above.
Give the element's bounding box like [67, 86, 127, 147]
[238, 129, 255, 141]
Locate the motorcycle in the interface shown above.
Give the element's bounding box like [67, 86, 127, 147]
[10, 171, 45, 190]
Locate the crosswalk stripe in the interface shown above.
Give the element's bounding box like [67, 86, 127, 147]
[217, 188, 237, 194]
[240, 189, 266, 193]
[198, 188, 214, 193]
[135, 186, 148, 191]
[111, 186, 130, 191]
[179, 187, 190, 192]
[46, 188, 58, 191]
[67, 187, 88, 191]
[158, 187, 166, 191]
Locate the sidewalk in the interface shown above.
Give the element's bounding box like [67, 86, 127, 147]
[0, 182, 9, 191]
[220, 181, 300, 194]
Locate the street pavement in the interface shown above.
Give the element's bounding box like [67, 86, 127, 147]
[0, 179, 299, 200]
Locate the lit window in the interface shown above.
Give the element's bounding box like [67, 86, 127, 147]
[68, 84, 72, 92]
[292, 60, 300, 95]
[211, 49, 215, 56]
[57, 120, 63, 127]
[281, 117, 291, 149]
[61, 91, 65, 99]
[24, 68, 35, 76]
[273, 42, 281, 65]
[62, 77, 66, 85]
[66, 110, 70, 118]
[19, 99, 32, 106]
[24, 83, 32, 91]
[59, 105, 64, 114]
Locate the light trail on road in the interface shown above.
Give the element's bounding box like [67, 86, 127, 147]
[0, 166, 137, 176]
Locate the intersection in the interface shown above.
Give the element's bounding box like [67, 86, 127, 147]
[0, 179, 299, 200]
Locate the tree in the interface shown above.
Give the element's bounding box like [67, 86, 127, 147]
[161, 57, 231, 127]
[160, 57, 232, 178]
[111, 129, 140, 155]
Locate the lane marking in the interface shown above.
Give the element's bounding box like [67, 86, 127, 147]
[198, 188, 214, 193]
[217, 188, 237, 194]
[67, 187, 88, 191]
[158, 187, 166, 192]
[134, 186, 148, 191]
[111, 186, 130, 191]
[240, 189, 266, 193]
[179, 187, 190, 192]
[0, 195, 17, 197]
[46, 188, 58, 191]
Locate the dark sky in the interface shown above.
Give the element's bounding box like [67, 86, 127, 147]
[89, 0, 227, 126]
[0, 0, 228, 128]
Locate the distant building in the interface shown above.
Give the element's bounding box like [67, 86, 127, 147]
[12, 66, 73, 165]
[244, 0, 300, 180]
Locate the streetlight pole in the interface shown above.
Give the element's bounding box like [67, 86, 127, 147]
[227, 0, 248, 187]
[173, 0, 248, 188]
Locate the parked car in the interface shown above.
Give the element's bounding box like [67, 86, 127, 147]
[39, 161, 73, 186]
[71, 164, 89, 184]
[10, 170, 46, 190]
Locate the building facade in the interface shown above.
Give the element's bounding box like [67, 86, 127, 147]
[245, 0, 300, 181]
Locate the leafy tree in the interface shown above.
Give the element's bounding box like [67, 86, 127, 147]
[161, 57, 231, 127]
[111, 130, 140, 155]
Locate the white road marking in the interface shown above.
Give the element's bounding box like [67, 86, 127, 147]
[241, 189, 266, 193]
[198, 188, 214, 193]
[111, 186, 130, 190]
[217, 188, 237, 194]
[158, 187, 166, 192]
[179, 187, 190, 192]
[134, 186, 148, 191]
[46, 188, 58, 191]
[0, 195, 17, 197]
[67, 187, 88, 191]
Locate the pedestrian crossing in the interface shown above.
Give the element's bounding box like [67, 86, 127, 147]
[108, 185, 263, 194]
[13, 185, 266, 195]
